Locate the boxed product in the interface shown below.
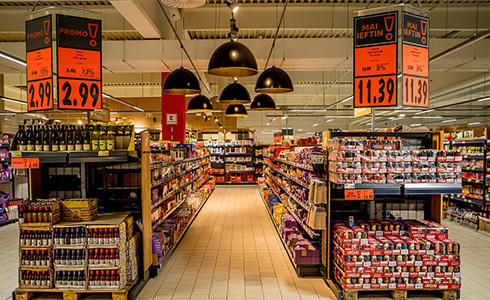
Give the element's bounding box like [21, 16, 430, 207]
[54, 247, 87, 268]
[54, 267, 87, 289]
[53, 225, 87, 247]
[88, 265, 127, 290]
[19, 267, 53, 289]
[61, 198, 97, 222]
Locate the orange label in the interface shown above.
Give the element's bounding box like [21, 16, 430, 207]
[344, 189, 374, 201]
[354, 75, 397, 107]
[12, 157, 40, 169]
[27, 78, 53, 111]
[402, 75, 429, 107]
[57, 47, 101, 80]
[354, 44, 397, 77]
[402, 44, 428, 77]
[58, 78, 102, 110]
[26, 48, 52, 81]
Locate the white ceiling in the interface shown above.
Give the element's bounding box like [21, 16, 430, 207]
[0, 0, 488, 141]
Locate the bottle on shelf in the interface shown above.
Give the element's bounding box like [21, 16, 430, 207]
[107, 125, 115, 151]
[98, 125, 107, 151]
[59, 125, 67, 151]
[42, 125, 51, 151]
[26, 125, 34, 151]
[35, 124, 44, 151]
[51, 125, 59, 151]
[90, 125, 99, 151]
[14, 124, 26, 151]
[83, 125, 91, 151]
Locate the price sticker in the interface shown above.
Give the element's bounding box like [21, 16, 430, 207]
[12, 152, 22, 158]
[12, 157, 40, 169]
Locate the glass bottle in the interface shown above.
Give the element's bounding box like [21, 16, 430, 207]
[42, 125, 51, 151]
[91, 125, 99, 151]
[35, 124, 43, 151]
[50, 125, 59, 151]
[67, 125, 74, 151]
[107, 125, 115, 151]
[26, 125, 35, 151]
[14, 125, 25, 151]
[59, 125, 67, 151]
[83, 125, 91, 151]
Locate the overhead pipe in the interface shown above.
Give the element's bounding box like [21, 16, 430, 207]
[156, 0, 211, 94]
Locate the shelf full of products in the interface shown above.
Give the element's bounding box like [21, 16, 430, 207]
[204, 140, 256, 184]
[322, 130, 463, 299]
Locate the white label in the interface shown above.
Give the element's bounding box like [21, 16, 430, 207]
[389, 283, 396, 289]
[415, 261, 423, 266]
[389, 261, 396, 267]
[402, 272, 409, 277]
[364, 262, 371, 267]
[401, 249, 408, 255]
[363, 284, 370, 289]
[415, 283, 423, 289]
[166, 113, 178, 125]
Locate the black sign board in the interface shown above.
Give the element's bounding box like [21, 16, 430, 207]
[56, 14, 102, 110]
[26, 15, 54, 111]
[403, 12, 429, 48]
[354, 11, 397, 47]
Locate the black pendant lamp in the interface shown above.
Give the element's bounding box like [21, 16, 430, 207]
[219, 82, 251, 104]
[255, 66, 294, 93]
[163, 67, 201, 95]
[225, 104, 248, 117]
[187, 94, 213, 112]
[250, 94, 276, 111]
[208, 41, 258, 77]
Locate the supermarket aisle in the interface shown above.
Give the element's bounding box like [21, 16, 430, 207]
[138, 186, 335, 300]
[0, 222, 19, 300]
[443, 221, 490, 300]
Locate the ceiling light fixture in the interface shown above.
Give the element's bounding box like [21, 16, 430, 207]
[255, 66, 294, 94]
[225, 104, 248, 117]
[187, 94, 214, 112]
[477, 96, 490, 102]
[225, 0, 239, 13]
[281, 115, 288, 120]
[341, 96, 354, 103]
[0, 96, 27, 105]
[250, 94, 276, 110]
[441, 119, 457, 123]
[326, 119, 334, 123]
[414, 109, 434, 115]
[411, 123, 422, 127]
[162, 67, 201, 95]
[412, 116, 443, 119]
[271, 117, 277, 122]
[102, 93, 144, 112]
[399, 114, 406, 118]
[208, 41, 257, 77]
[313, 123, 319, 127]
[469, 122, 481, 125]
[219, 82, 251, 104]
[0, 51, 27, 67]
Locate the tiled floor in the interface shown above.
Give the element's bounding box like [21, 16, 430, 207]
[0, 186, 489, 300]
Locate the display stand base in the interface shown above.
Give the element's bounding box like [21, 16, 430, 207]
[14, 279, 138, 300]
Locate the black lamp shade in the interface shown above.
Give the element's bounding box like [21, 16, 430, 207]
[250, 94, 276, 110]
[208, 41, 258, 77]
[219, 82, 251, 104]
[187, 95, 213, 112]
[255, 66, 293, 93]
[225, 104, 248, 117]
[163, 67, 201, 95]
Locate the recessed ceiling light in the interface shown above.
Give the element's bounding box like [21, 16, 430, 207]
[411, 123, 422, 127]
[281, 115, 288, 120]
[313, 123, 319, 127]
[469, 122, 481, 125]
[441, 119, 457, 123]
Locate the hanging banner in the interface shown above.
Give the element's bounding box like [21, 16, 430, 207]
[26, 15, 54, 111]
[402, 12, 429, 107]
[353, 11, 398, 108]
[56, 14, 102, 110]
[161, 73, 186, 143]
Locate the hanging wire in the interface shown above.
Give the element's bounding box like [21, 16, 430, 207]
[264, 0, 289, 70]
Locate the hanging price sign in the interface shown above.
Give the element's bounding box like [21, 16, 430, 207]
[402, 12, 429, 107]
[56, 14, 102, 110]
[12, 157, 40, 169]
[26, 15, 54, 111]
[353, 12, 398, 108]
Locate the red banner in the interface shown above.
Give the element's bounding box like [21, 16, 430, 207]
[344, 189, 374, 200]
[12, 158, 40, 169]
[161, 72, 186, 143]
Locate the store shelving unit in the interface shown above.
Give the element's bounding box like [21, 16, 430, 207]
[322, 130, 463, 300]
[206, 141, 256, 184]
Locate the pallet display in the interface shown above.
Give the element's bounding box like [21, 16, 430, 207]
[445, 127, 490, 233]
[321, 131, 463, 300]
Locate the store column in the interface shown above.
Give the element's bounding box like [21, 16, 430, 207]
[0, 75, 4, 133]
[161, 72, 186, 143]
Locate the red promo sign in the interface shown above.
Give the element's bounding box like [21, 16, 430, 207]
[402, 12, 429, 108]
[12, 157, 40, 169]
[56, 14, 102, 110]
[344, 189, 374, 201]
[353, 12, 398, 108]
[26, 15, 53, 111]
[161, 72, 186, 143]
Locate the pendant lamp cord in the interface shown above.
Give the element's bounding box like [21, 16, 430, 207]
[156, 0, 211, 94]
[264, 0, 289, 70]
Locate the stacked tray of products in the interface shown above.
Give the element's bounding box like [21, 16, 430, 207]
[333, 220, 461, 291]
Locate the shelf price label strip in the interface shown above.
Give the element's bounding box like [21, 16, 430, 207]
[402, 12, 429, 108]
[12, 157, 40, 169]
[353, 11, 398, 108]
[26, 15, 54, 111]
[56, 14, 102, 110]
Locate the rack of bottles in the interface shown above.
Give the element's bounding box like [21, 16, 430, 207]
[321, 130, 463, 299]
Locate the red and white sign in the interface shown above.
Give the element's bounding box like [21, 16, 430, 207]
[161, 73, 186, 143]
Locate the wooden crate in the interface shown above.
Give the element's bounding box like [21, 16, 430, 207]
[22, 201, 61, 225]
[62, 198, 98, 222]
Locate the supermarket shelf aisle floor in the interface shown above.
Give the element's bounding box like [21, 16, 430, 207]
[138, 186, 336, 300]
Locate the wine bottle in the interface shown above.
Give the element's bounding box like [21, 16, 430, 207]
[26, 125, 35, 151]
[66, 125, 74, 151]
[51, 125, 59, 151]
[107, 125, 115, 151]
[99, 125, 107, 151]
[59, 125, 67, 151]
[16, 125, 26, 151]
[90, 125, 99, 151]
[42, 125, 51, 151]
[35, 124, 43, 151]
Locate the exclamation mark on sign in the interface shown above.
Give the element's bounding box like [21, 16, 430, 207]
[43, 19, 50, 44]
[420, 20, 428, 45]
[384, 15, 395, 41]
[88, 23, 98, 47]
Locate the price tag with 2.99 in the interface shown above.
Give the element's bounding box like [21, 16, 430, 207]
[402, 75, 428, 107]
[27, 78, 53, 111]
[354, 75, 396, 107]
[58, 79, 101, 110]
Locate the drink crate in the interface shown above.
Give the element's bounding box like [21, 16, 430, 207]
[53, 247, 87, 268]
[54, 267, 87, 289]
[53, 224, 87, 247]
[88, 265, 127, 290]
[61, 198, 98, 222]
[19, 246, 52, 268]
[18, 267, 53, 289]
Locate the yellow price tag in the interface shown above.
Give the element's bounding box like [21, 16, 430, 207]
[98, 150, 109, 157]
[12, 152, 22, 158]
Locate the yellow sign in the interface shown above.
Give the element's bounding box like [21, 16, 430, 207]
[354, 107, 372, 118]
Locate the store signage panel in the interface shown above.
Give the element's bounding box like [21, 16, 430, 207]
[26, 15, 54, 111]
[402, 12, 429, 108]
[12, 157, 40, 169]
[344, 189, 374, 201]
[56, 14, 102, 110]
[353, 11, 398, 108]
[161, 72, 186, 143]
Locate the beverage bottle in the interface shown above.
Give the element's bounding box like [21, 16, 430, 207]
[98, 228, 104, 245]
[69, 227, 76, 245]
[50, 125, 59, 151]
[90, 125, 99, 151]
[74, 228, 80, 244]
[94, 248, 100, 264]
[83, 125, 91, 151]
[34, 271, 40, 286]
[99, 125, 107, 151]
[107, 125, 115, 151]
[14, 125, 25, 151]
[35, 230, 41, 246]
[89, 270, 94, 286]
[66, 125, 74, 151]
[35, 125, 44, 151]
[35, 250, 40, 266]
[115, 248, 119, 266]
[59, 125, 67, 151]
[103, 228, 109, 244]
[95, 270, 100, 286]
[20, 229, 25, 246]
[26, 125, 35, 151]
[42, 125, 51, 151]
